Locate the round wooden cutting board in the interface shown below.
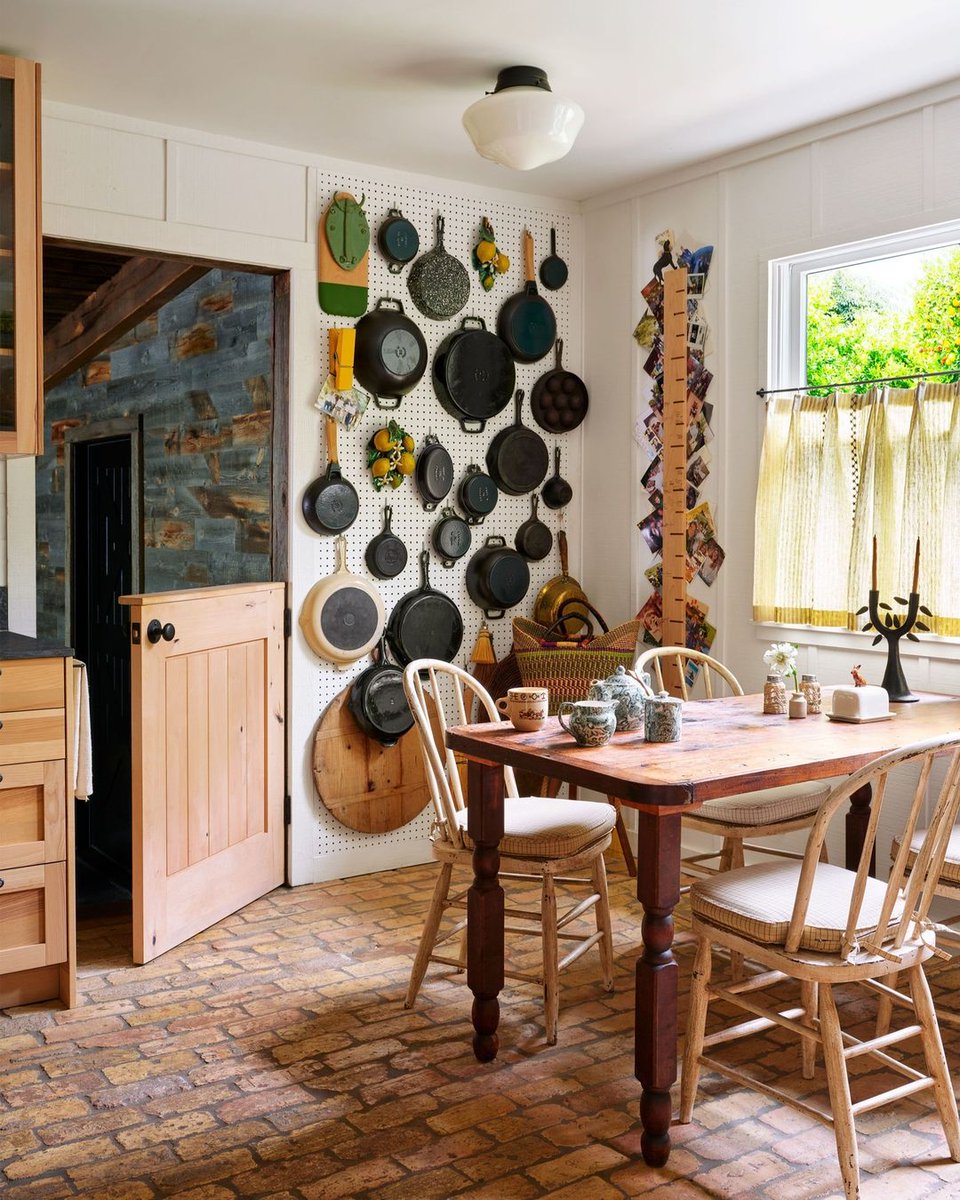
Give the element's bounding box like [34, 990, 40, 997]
[312, 684, 438, 834]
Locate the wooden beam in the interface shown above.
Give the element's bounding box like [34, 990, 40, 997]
[43, 257, 208, 390]
[660, 266, 689, 696]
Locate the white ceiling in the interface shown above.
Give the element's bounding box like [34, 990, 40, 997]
[6, 0, 960, 202]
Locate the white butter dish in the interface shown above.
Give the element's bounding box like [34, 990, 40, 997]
[826, 712, 897, 724]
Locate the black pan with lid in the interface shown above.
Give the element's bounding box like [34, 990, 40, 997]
[348, 635, 414, 747]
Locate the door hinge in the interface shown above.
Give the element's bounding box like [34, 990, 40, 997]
[131, 622, 141, 645]
[283, 608, 292, 639]
[283, 794, 292, 826]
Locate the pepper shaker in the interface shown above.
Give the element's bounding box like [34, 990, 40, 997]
[763, 674, 788, 715]
[800, 673, 821, 715]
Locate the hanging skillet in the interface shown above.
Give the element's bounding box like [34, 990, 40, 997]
[302, 417, 359, 534]
[348, 635, 414, 746]
[377, 209, 420, 274]
[541, 445, 574, 510]
[299, 534, 385, 666]
[388, 551, 464, 667]
[515, 494, 553, 562]
[539, 227, 568, 291]
[431, 507, 472, 568]
[432, 316, 515, 433]
[365, 504, 407, 579]
[530, 339, 589, 433]
[354, 297, 428, 410]
[416, 434, 454, 512]
[458, 464, 498, 525]
[485, 389, 549, 497]
[407, 214, 471, 321]
[497, 230, 556, 363]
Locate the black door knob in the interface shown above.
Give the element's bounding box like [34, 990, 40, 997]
[161, 623, 176, 642]
[147, 620, 177, 644]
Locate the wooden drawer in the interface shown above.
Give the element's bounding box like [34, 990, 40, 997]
[0, 862, 67, 975]
[0, 659, 64, 712]
[0, 761, 66, 870]
[0, 709, 66, 765]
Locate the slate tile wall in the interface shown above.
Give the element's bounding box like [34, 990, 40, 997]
[37, 268, 274, 643]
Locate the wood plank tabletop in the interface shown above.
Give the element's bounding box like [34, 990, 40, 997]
[445, 691, 960, 810]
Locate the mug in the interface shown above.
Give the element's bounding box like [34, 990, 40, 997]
[557, 699, 618, 747]
[497, 687, 548, 732]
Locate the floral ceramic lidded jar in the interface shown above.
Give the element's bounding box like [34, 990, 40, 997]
[588, 665, 650, 731]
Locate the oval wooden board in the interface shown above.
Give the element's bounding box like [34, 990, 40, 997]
[312, 683, 439, 834]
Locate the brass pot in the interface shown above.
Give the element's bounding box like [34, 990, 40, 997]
[532, 530, 588, 635]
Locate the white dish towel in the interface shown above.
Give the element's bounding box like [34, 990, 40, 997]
[73, 660, 93, 801]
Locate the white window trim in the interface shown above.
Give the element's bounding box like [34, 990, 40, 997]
[759, 219, 960, 662]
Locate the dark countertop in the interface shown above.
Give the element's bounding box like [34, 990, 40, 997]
[0, 631, 74, 659]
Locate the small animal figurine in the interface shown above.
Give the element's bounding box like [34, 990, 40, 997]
[851, 664, 868, 688]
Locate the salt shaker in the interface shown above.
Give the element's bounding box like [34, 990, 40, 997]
[800, 673, 821, 715]
[763, 674, 787, 715]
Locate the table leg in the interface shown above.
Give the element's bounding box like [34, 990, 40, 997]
[845, 783, 876, 875]
[467, 758, 505, 1063]
[634, 808, 682, 1167]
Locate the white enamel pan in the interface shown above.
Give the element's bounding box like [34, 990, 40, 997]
[299, 534, 385, 666]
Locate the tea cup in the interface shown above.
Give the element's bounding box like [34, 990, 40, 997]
[557, 698, 618, 747]
[497, 687, 548, 732]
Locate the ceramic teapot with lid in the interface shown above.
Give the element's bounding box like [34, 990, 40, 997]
[588, 665, 650, 731]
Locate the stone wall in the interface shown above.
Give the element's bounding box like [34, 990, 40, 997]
[37, 267, 274, 642]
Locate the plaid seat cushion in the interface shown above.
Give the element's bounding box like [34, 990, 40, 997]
[691, 860, 904, 954]
[690, 780, 830, 827]
[892, 826, 960, 884]
[456, 797, 615, 860]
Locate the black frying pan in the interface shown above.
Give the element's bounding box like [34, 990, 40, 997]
[497, 230, 556, 364]
[387, 551, 464, 667]
[539, 227, 568, 291]
[302, 417, 359, 534]
[531, 339, 589, 433]
[348, 635, 414, 746]
[365, 504, 407, 579]
[515, 494, 553, 561]
[541, 446, 573, 510]
[486, 389, 549, 497]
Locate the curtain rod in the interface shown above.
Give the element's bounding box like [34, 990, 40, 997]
[756, 366, 960, 398]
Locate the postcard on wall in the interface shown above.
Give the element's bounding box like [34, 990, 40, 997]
[643, 337, 664, 382]
[644, 562, 663, 591]
[638, 510, 663, 555]
[637, 590, 663, 646]
[641, 278, 665, 328]
[633, 311, 659, 349]
[687, 352, 713, 400]
[688, 319, 708, 352]
[687, 451, 711, 488]
[698, 538, 725, 586]
[641, 456, 663, 497]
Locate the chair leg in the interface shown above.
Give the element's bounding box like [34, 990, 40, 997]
[800, 980, 818, 1079]
[680, 937, 712, 1123]
[591, 852, 614, 991]
[541, 873, 560, 1045]
[875, 970, 898, 1038]
[909, 963, 960, 1159]
[726, 840, 745, 981]
[405, 861, 452, 1009]
[819, 984, 861, 1200]
[608, 796, 637, 877]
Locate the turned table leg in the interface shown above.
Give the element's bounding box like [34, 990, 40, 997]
[634, 808, 682, 1167]
[467, 758, 505, 1062]
[846, 782, 876, 875]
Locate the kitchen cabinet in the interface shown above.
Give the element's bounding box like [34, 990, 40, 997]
[0, 55, 43, 456]
[0, 654, 75, 1009]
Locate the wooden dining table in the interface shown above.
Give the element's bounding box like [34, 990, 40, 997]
[445, 689, 960, 1169]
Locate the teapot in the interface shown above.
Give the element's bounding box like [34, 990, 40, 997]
[588, 665, 650, 732]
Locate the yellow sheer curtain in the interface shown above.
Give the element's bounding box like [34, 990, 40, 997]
[754, 383, 960, 631]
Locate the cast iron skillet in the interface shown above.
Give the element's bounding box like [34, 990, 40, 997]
[365, 504, 407, 579]
[538, 227, 568, 291]
[465, 535, 531, 620]
[416, 434, 454, 511]
[497, 230, 556, 364]
[530, 339, 589, 433]
[458, 464, 499, 525]
[486, 389, 549, 497]
[387, 551, 464, 667]
[354, 297, 428, 409]
[541, 446, 574, 510]
[432, 316, 515, 432]
[431, 508, 472, 568]
[377, 209, 419, 274]
[348, 635, 414, 747]
[302, 417, 359, 534]
[515, 494, 553, 561]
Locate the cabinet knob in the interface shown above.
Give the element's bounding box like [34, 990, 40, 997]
[147, 620, 177, 644]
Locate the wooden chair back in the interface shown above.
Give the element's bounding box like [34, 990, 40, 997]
[635, 645, 744, 701]
[403, 660, 519, 844]
[786, 734, 960, 958]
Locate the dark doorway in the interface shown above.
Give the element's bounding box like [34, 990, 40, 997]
[70, 431, 137, 906]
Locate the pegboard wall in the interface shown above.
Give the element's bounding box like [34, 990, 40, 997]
[308, 167, 581, 871]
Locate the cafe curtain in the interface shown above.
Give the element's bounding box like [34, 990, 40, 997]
[753, 383, 960, 634]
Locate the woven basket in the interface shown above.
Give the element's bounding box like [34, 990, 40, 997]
[512, 614, 642, 715]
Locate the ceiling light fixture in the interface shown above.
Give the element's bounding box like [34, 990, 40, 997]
[462, 66, 584, 172]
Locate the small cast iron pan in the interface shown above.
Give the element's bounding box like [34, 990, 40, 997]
[365, 504, 407, 579]
[497, 230, 556, 364]
[302, 417, 359, 534]
[431, 507, 472, 568]
[515, 494, 553, 561]
[348, 635, 414, 747]
[458, 464, 499, 525]
[530, 339, 589, 433]
[387, 551, 464, 667]
[465, 535, 531, 620]
[416, 433, 454, 511]
[377, 209, 419, 274]
[541, 446, 573, 510]
[539, 227, 568, 291]
[485, 389, 549, 497]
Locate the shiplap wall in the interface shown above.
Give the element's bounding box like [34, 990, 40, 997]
[581, 79, 960, 866]
[20, 101, 582, 885]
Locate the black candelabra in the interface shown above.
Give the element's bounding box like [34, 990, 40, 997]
[858, 536, 928, 703]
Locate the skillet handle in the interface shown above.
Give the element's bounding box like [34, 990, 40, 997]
[555, 338, 564, 369]
[374, 394, 402, 410]
[325, 415, 339, 464]
[484, 608, 506, 621]
[558, 529, 569, 575]
[459, 416, 485, 433]
[523, 230, 534, 283]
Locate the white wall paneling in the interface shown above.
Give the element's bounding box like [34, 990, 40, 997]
[43, 116, 166, 220]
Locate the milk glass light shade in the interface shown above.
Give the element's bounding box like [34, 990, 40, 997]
[462, 66, 584, 171]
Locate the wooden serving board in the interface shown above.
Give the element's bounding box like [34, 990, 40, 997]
[312, 684, 438, 834]
[317, 191, 369, 317]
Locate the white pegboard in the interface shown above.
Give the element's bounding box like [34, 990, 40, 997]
[309, 168, 581, 867]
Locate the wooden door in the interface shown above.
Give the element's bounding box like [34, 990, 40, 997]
[119, 582, 285, 964]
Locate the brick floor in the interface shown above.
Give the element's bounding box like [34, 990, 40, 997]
[3, 855, 960, 1198]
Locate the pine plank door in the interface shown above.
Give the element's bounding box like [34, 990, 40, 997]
[119, 583, 285, 964]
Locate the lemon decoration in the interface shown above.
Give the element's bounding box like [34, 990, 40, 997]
[472, 216, 510, 292]
[367, 420, 415, 491]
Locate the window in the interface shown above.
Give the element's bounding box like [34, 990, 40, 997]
[756, 224, 960, 634]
